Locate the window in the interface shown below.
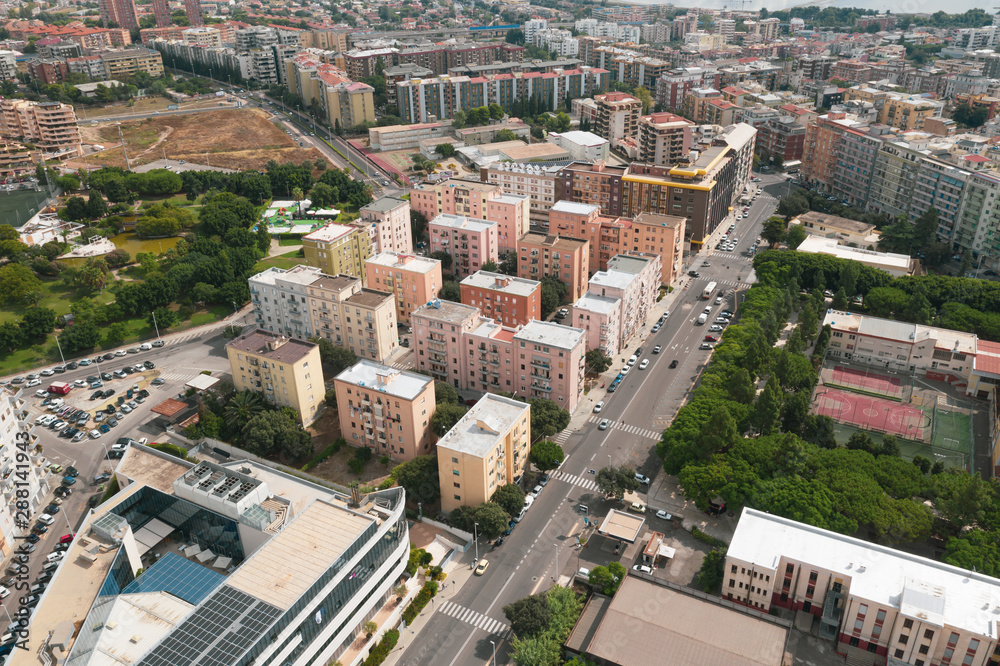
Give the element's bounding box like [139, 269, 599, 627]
[904, 619, 913, 629]
[452, 470, 460, 476]
[919, 645, 929, 655]
[895, 649, 904, 659]
[924, 630, 934, 640]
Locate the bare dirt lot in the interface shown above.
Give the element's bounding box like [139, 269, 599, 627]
[77, 108, 325, 171]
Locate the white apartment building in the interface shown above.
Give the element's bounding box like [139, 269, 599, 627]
[0, 387, 47, 559]
[584, 253, 661, 349]
[0, 51, 16, 81]
[547, 131, 610, 162]
[523, 18, 549, 43]
[358, 196, 413, 255]
[727, 508, 1000, 666]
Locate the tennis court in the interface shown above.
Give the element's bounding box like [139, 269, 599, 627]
[813, 387, 929, 440]
[828, 365, 904, 399]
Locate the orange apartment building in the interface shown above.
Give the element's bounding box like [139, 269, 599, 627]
[333, 360, 437, 462]
[516, 232, 590, 302]
[0, 100, 82, 156]
[364, 251, 443, 325]
[486, 193, 531, 252]
[409, 178, 502, 222]
[548, 200, 685, 286]
[803, 112, 863, 188]
[727, 508, 1000, 666]
[460, 271, 541, 328]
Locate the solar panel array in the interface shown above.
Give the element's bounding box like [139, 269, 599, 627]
[136, 585, 282, 666]
[121, 552, 225, 606]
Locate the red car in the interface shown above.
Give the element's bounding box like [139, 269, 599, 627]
[59, 533, 75, 544]
[704, 335, 717, 342]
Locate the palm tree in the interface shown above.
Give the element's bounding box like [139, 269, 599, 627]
[224, 391, 265, 433]
[291, 187, 304, 215]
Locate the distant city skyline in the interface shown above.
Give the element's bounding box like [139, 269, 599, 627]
[607, 0, 968, 16]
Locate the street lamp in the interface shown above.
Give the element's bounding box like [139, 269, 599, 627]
[151, 309, 161, 342]
[490, 639, 496, 664]
[474, 522, 479, 563]
[54, 332, 66, 367]
[553, 543, 558, 584]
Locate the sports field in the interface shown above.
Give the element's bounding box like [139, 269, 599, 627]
[0, 189, 51, 227]
[813, 387, 928, 440]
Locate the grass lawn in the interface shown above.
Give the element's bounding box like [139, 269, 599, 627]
[141, 194, 196, 207]
[0, 278, 115, 326]
[253, 249, 306, 273]
[278, 238, 303, 246]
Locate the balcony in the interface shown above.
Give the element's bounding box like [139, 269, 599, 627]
[529, 360, 550, 370]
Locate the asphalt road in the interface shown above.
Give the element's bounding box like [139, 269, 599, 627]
[398, 172, 785, 665]
[1, 318, 236, 625]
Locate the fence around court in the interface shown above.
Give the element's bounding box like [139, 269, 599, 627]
[812, 387, 930, 442]
[817, 362, 911, 402]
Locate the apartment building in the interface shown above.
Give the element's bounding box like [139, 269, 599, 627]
[0, 100, 82, 156]
[582, 253, 661, 348]
[436, 394, 531, 513]
[409, 178, 502, 222]
[249, 265, 398, 363]
[757, 116, 807, 163]
[512, 320, 586, 411]
[151, 0, 170, 28]
[428, 214, 499, 279]
[516, 233, 590, 302]
[655, 67, 709, 112]
[226, 329, 323, 425]
[285, 54, 376, 130]
[412, 300, 481, 386]
[368, 123, 447, 151]
[301, 222, 372, 278]
[26, 59, 70, 85]
[460, 271, 541, 328]
[364, 252, 442, 325]
[680, 87, 723, 124]
[637, 112, 695, 166]
[482, 193, 528, 253]
[182, 26, 220, 46]
[594, 92, 642, 147]
[359, 196, 413, 255]
[0, 386, 47, 559]
[100, 48, 164, 79]
[334, 360, 436, 461]
[727, 508, 1000, 666]
[0, 141, 36, 178]
[791, 211, 880, 247]
[482, 162, 563, 226]
[829, 125, 896, 209]
[556, 161, 628, 217]
[0, 51, 15, 82]
[98, 0, 138, 31]
[184, 0, 203, 26]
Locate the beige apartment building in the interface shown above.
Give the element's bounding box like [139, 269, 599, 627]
[482, 161, 562, 226]
[364, 251, 443, 325]
[334, 360, 436, 462]
[516, 232, 590, 302]
[225, 329, 324, 426]
[249, 265, 397, 363]
[0, 100, 81, 156]
[594, 91, 642, 146]
[727, 508, 1000, 666]
[302, 222, 373, 278]
[359, 196, 413, 254]
[436, 394, 531, 513]
[637, 112, 694, 166]
[100, 48, 164, 78]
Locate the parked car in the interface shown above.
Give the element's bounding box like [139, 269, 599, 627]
[652, 345, 661, 354]
[474, 559, 489, 576]
[634, 473, 650, 485]
[639, 359, 649, 370]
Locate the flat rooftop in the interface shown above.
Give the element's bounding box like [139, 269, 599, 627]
[596, 509, 645, 543]
[822, 310, 977, 354]
[607, 253, 657, 276]
[550, 130, 608, 147]
[435, 393, 529, 458]
[302, 222, 356, 243]
[514, 319, 585, 350]
[361, 196, 408, 213]
[551, 200, 600, 216]
[336, 360, 432, 401]
[589, 269, 635, 291]
[412, 299, 479, 324]
[367, 251, 441, 274]
[518, 232, 589, 250]
[461, 271, 539, 296]
[116, 446, 191, 494]
[429, 213, 497, 233]
[730, 508, 1000, 637]
[226, 500, 373, 610]
[249, 264, 323, 288]
[499, 142, 571, 161]
[795, 210, 876, 234]
[226, 329, 318, 365]
[346, 287, 393, 308]
[573, 577, 787, 666]
[797, 236, 911, 272]
[573, 292, 620, 315]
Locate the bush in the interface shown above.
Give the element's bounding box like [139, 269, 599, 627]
[150, 442, 190, 461]
[401, 581, 438, 624]
[691, 527, 728, 549]
[361, 629, 399, 666]
[348, 458, 366, 474]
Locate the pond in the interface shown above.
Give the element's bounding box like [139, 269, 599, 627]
[109, 232, 182, 257]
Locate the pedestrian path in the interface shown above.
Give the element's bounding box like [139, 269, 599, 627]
[586, 416, 661, 440]
[437, 600, 511, 639]
[553, 469, 599, 492]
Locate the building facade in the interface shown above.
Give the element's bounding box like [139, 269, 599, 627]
[358, 196, 413, 255]
[364, 252, 442, 325]
[516, 232, 590, 302]
[594, 92, 642, 147]
[460, 271, 541, 328]
[334, 361, 436, 462]
[637, 112, 695, 166]
[0, 100, 82, 156]
[428, 214, 499, 279]
[301, 222, 372, 279]
[226, 329, 324, 425]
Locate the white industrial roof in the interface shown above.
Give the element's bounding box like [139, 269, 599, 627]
[336, 360, 432, 401]
[550, 130, 608, 147]
[87, 592, 194, 666]
[461, 271, 540, 297]
[551, 200, 600, 216]
[514, 319, 585, 350]
[729, 509, 1000, 638]
[573, 293, 620, 315]
[796, 236, 912, 273]
[589, 269, 635, 291]
[823, 310, 977, 354]
[435, 394, 529, 457]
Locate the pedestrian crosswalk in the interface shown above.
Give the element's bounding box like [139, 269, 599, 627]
[586, 416, 661, 440]
[553, 469, 599, 492]
[157, 372, 192, 382]
[437, 600, 511, 639]
[552, 429, 571, 445]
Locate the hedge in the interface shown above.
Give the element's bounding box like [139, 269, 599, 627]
[401, 581, 437, 624]
[361, 629, 399, 666]
[691, 526, 728, 549]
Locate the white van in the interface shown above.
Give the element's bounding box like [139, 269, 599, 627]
[139, 343, 152, 351]
[575, 567, 591, 582]
[627, 355, 637, 366]
[697, 313, 708, 325]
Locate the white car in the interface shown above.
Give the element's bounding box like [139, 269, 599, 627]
[655, 509, 672, 520]
[25, 379, 40, 387]
[621, 365, 631, 376]
[34, 389, 49, 398]
[639, 359, 649, 370]
[634, 473, 650, 485]
[531, 485, 542, 498]
[73, 380, 87, 388]
[114, 350, 126, 357]
[593, 401, 604, 414]
[37, 514, 54, 526]
[633, 564, 652, 574]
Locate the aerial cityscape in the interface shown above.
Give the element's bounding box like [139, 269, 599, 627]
[2, 0, 1000, 665]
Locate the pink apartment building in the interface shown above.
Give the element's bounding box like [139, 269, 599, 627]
[412, 300, 481, 387]
[364, 251, 443, 325]
[358, 196, 413, 254]
[487, 193, 531, 252]
[428, 213, 499, 279]
[409, 178, 503, 221]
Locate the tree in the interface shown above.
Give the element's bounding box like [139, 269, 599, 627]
[431, 403, 469, 436]
[878, 217, 917, 254]
[588, 563, 625, 595]
[492, 483, 526, 518]
[452, 110, 466, 130]
[933, 469, 993, 530]
[149, 306, 179, 329]
[761, 216, 787, 246]
[777, 193, 809, 219]
[529, 440, 565, 472]
[56, 175, 80, 191]
[19, 307, 56, 340]
[529, 398, 570, 440]
[243, 410, 312, 458]
[539, 276, 567, 318]
[903, 287, 934, 325]
[785, 223, 807, 249]
[77, 257, 110, 294]
[493, 129, 518, 142]
[103, 321, 129, 347]
[586, 349, 612, 374]
[472, 502, 509, 538]
[434, 381, 459, 404]
[505, 28, 525, 45]
[63, 196, 88, 221]
[224, 391, 266, 433]
[595, 465, 639, 500]
[832, 286, 848, 309]
[393, 455, 441, 504]
[953, 103, 989, 128]
[0, 322, 23, 351]
[430, 251, 452, 270]
[59, 320, 101, 352]
[439, 281, 460, 302]
[313, 338, 357, 376]
[308, 182, 338, 209]
[913, 207, 939, 250]
[503, 594, 551, 639]
[488, 103, 504, 121]
[696, 549, 727, 592]
[411, 209, 428, 241]
[0, 263, 41, 305]
[435, 143, 456, 158]
[634, 86, 652, 114]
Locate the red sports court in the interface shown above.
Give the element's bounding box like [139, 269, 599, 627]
[830, 365, 903, 398]
[813, 387, 928, 440]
